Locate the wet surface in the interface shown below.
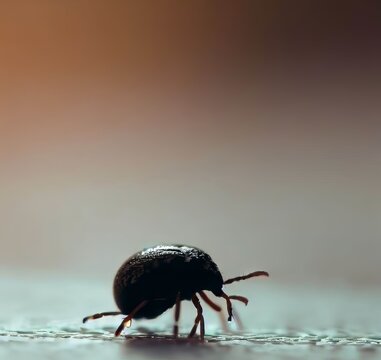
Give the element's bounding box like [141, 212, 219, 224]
[1, 272, 380, 359]
[2, 330, 380, 360]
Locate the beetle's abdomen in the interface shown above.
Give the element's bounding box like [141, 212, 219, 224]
[113, 245, 223, 318]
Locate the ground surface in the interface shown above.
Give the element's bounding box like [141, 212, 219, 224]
[1, 272, 380, 360]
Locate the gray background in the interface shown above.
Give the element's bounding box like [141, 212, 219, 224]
[1, 1, 380, 287]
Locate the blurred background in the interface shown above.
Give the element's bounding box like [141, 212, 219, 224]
[1, 1, 380, 289]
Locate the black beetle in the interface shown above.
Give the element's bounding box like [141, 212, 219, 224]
[83, 244, 268, 340]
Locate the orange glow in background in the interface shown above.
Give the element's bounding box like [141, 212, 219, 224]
[1, 1, 380, 285]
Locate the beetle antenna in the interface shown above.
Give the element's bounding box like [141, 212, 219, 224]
[223, 271, 269, 285]
[229, 295, 249, 305]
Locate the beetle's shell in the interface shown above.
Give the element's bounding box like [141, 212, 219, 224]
[113, 245, 224, 319]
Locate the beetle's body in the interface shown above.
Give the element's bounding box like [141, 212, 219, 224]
[83, 244, 268, 340]
[113, 245, 223, 319]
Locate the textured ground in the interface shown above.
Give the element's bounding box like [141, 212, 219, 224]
[1, 272, 380, 360]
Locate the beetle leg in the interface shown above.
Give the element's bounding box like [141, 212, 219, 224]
[198, 291, 228, 332]
[114, 300, 148, 337]
[228, 295, 249, 305]
[82, 311, 122, 323]
[199, 291, 222, 311]
[188, 314, 200, 338]
[188, 294, 205, 341]
[173, 292, 181, 338]
[232, 307, 244, 330]
[221, 291, 233, 321]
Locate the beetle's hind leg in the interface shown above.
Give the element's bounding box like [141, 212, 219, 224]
[188, 294, 205, 341]
[82, 311, 122, 323]
[173, 292, 181, 338]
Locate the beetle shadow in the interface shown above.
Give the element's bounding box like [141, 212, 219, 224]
[121, 334, 227, 359]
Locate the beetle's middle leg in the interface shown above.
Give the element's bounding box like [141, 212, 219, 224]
[188, 294, 205, 341]
[173, 292, 181, 338]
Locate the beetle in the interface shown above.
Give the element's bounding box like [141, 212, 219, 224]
[83, 244, 268, 340]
